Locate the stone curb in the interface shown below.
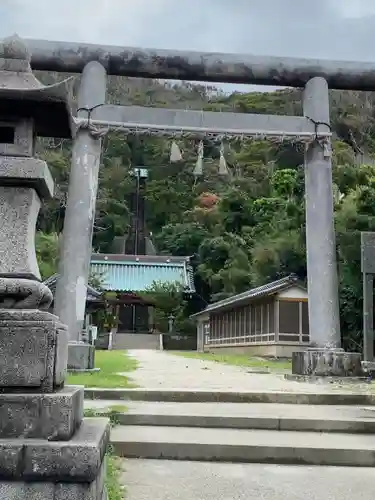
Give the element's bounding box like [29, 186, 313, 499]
[285, 374, 370, 384]
[110, 440, 375, 467]
[109, 412, 375, 434]
[68, 368, 101, 373]
[84, 388, 375, 406]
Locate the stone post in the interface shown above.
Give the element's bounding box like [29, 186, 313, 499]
[0, 35, 109, 499]
[361, 232, 375, 371]
[303, 77, 341, 349]
[54, 61, 107, 370]
[292, 77, 363, 377]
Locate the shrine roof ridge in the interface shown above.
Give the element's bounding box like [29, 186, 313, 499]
[192, 274, 305, 317]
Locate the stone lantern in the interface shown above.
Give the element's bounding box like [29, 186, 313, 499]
[0, 36, 72, 284]
[0, 35, 109, 499]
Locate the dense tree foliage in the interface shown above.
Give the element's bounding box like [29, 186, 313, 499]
[35, 73, 375, 349]
[142, 282, 194, 335]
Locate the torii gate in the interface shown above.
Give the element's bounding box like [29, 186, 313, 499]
[25, 37, 371, 375]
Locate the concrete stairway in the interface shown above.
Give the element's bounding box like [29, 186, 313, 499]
[112, 333, 160, 350]
[106, 400, 375, 467]
[109, 401, 375, 432]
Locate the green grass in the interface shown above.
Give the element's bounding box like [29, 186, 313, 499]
[84, 408, 125, 499]
[67, 350, 138, 388]
[84, 405, 128, 423]
[172, 351, 292, 371]
[106, 451, 125, 500]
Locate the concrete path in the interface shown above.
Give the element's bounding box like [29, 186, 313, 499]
[122, 459, 375, 500]
[125, 349, 371, 393]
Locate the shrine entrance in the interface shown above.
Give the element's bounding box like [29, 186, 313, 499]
[24, 35, 372, 371]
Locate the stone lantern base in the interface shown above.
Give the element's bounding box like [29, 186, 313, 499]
[292, 348, 364, 377]
[0, 419, 109, 499]
[0, 475, 107, 500]
[0, 309, 109, 500]
[68, 341, 97, 372]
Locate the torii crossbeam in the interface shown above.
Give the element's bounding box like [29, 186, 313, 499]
[27, 38, 375, 91]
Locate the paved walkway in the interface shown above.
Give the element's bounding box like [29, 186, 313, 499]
[121, 459, 375, 500]
[124, 350, 371, 393]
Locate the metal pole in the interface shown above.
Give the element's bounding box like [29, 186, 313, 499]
[303, 77, 341, 349]
[363, 272, 374, 362]
[25, 37, 375, 91]
[54, 61, 107, 342]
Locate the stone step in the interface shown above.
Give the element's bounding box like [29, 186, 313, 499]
[110, 425, 375, 466]
[122, 459, 375, 500]
[113, 333, 160, 350]
[86, 400, 375, 433]
[84, 387, 375, 405]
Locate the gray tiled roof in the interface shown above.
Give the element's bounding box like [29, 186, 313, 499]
[192, 274, 304, 317]
[43, 274, 102, 303]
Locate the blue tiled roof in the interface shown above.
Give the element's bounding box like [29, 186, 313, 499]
[90, 255, 195, 293]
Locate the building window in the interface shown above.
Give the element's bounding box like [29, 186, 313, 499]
[262, 304, 268, 334]
[204, 321, 210, 343]
[279, 301, 299, 335]
[250, 304, 255, 337]
[269, 302, 275, 333]
[302, 302, 309, 335]
[279, 334, 300, 342]
[255, 306, 261, 335]
[278, 300, 310, 343]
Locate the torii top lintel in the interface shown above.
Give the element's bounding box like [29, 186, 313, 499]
[26, 38, 375, 92]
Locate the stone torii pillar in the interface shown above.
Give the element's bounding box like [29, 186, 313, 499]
[292, 77, 363, 377]
[54, 61, 107, 370]
[0, 35, 109, 499]
[304, 76, 341, 349]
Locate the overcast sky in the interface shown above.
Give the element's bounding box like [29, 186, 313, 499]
[1, 0, 375, 93]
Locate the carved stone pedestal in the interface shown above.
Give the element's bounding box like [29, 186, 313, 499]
[361, 361, 375, 376]
[0, 465, 107, 500]
[0, 310, 110, 499]
[292, 348, 364, 377]
[0, 309, 68, 392]
[68, 341, 96, 372]
[0, 420, 109, 499]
